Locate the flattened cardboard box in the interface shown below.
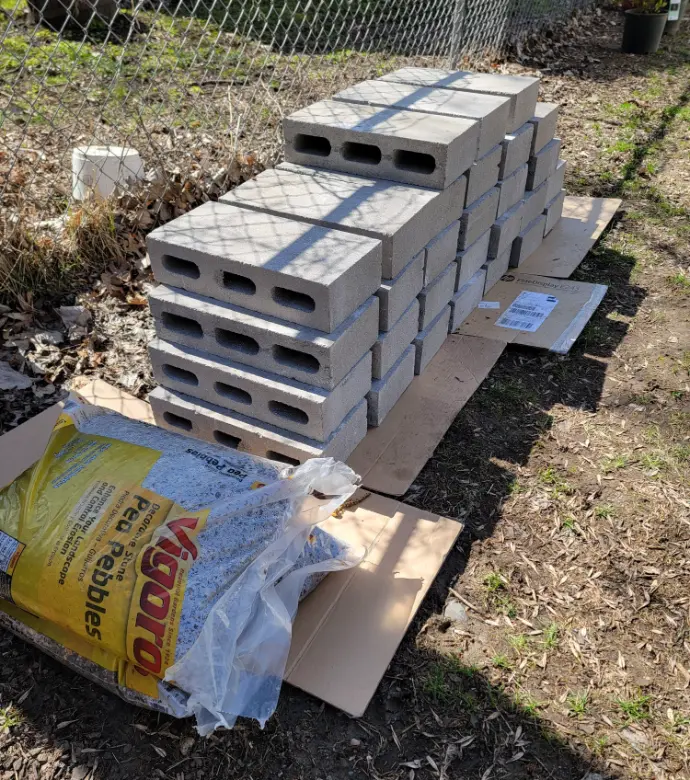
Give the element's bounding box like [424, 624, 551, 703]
[0, 380, 461, 719]
[518, 195, 621, 278]
[457, 273, 607, 354]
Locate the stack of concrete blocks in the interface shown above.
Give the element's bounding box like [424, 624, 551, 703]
[145, 202, 387, 465]
[374, 69, 567, 296]
[144, 68, 570, 464]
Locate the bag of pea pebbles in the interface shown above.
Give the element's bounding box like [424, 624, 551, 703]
[0, 397, 361, 734]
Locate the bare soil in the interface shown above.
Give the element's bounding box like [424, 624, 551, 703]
[1, 6, 690, 780]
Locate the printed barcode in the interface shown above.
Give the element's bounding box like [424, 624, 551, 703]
[509, 306, 546, 318]
[500, 318, 534, 329]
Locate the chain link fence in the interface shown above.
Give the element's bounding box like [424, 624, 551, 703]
[0, 0, 593, 302]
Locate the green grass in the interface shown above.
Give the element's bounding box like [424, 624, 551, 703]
[513, 689, 543, 716]
[483, 571, 507, 593]
[508, 633, 529, 653]
[560, 516, 577, 533]
[669, 272, 690, 291]
[602, 454, 628, 473]
[595, 504, 614, 519]
[538, 467, 574, 497]
[616, 692, 653, 722]
[639, 452, 668, 472]
[0, 705, 23, 733]
[542, 623, 560, 650]
[422, 657, 479, 702]
[492, 654, 512, 670]
[567, 691, 589, 717]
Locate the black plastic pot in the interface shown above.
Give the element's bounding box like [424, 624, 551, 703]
[665, 0, 688, 35]
[622, 9, 668, 54]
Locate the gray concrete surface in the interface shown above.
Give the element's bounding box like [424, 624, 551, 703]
[149, 285, 378, 390]
[221, 163, 466, 279]
[414, 305, 451, 375]
[418, 260, 456, 330]
[367, 344, 415, 426]
[424, 220, 460, 286]
[544, 190, 566, 235]
[333, 79, 510, 156]
[283, 98, 480, 189]
[529, 102, 559, 154]
[489, 199, 525, 259]
[377, 249, 424, 331]
[449, 267, 486, 332]
[510, 214, 547, 267]
[459, 186, 500, 250]
[465, 144, 501, 207]
[483, 248, 511, 294]
[379, 68, 539, 132]
[455, 228, 490, 290]
[497, 163, 528, 218]
[546, 159, 567, 203]
[499, 122, 534, 179]
[149, 337, 371, 442]
[522, 178, 549, 226]
[147, 200, 381, 332]
[527, 138, 561, 191]
[149, 386, 368, 465]
[372, 298, 419, 379]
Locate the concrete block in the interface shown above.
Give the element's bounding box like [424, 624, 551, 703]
[465, 144, 501, 206]
[149, 337, 371, 442]
[489, 199, 525, 259]
[424, 221, 460, 286]
[449, 268, 486, 332]
[546, 159, 567, 203]
[458, 187, 499, 251]
[529, 102, 559, 154]
[149, 386, 367, 466]
[283, 99, 480, 190]
[147, 200, 381, 333]
[367, 345, 415, 426]
[377, 249, 424, 331]
[380, 68, 539, 133]
[483, 248, 511, 294]
[456, 229, 490, 290]
[499, 122, 534, 179]
[527, 137, 561, 191]
[497, 163, 528, 218]
[510, 214, 547, 267]
[372, 298, 419, 379]
[544, 190, 566, 235]
[414, 305, 451, 375]
[522, 178, 549, 226]
[149, 285, 378, 391]
[333, 79, 510, 156]
[418, 261, 456, 330]
[221, 163, 466, 280]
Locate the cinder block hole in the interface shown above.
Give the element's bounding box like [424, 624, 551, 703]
[214, 382, 252, 405]
[162, 363, 199, 386]
[294, 133, 331, 157]
[162, 255, 200, 279]
[272, 287, 316, 313]
[266, 450, 301, 467]
[393, 149, 436, 175]
[163, 411, 192, 431]
[222, 272, 256, 296]
[161, 311, 203, 339]
[213, 430, 241, 449]
[268, 400, 309, 425]
[273, 345, 320, 374]
[215, 328, 260, 355]
[342, 141, 382, 165]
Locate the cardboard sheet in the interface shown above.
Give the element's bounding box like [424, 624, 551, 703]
[458, 273, 607, 354]
[0, 381, 461, 718]
[517, 195, 622, 278]
[348, 334, 505, 496]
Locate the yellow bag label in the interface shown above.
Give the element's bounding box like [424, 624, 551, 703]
[0, 411, 208, 698]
